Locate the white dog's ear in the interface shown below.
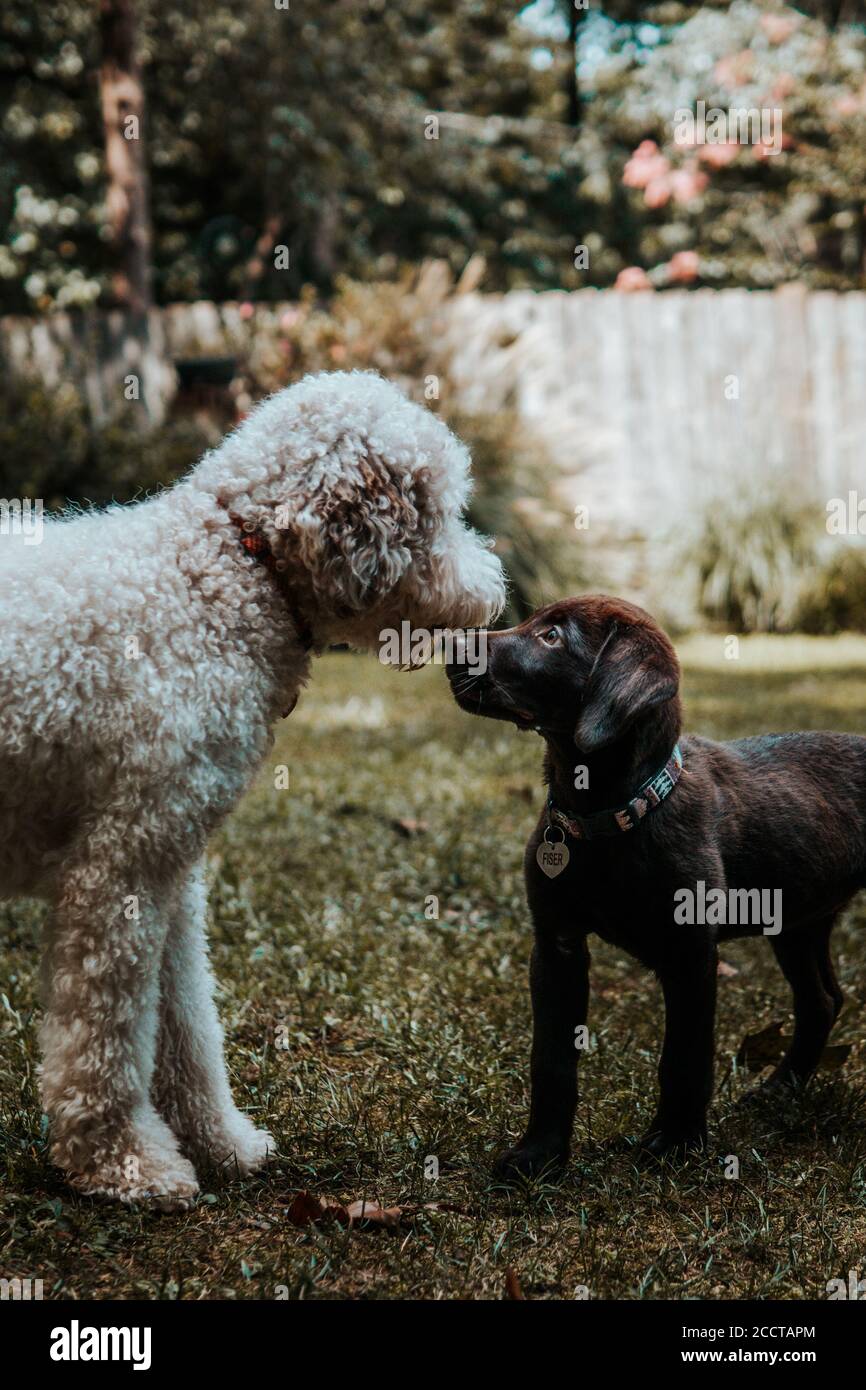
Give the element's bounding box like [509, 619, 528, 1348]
[277, 450, 427, 612]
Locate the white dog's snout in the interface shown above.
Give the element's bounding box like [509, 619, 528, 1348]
[476, 546, 507, 625]
[444, 523, 506, 628]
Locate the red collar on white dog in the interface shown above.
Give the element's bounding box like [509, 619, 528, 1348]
[218, 500, 315, 654]
[217, 499, 314, 719]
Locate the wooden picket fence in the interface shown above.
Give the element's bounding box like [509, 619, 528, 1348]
[2, 286, 864, 611]
[441, 285, 866, 581]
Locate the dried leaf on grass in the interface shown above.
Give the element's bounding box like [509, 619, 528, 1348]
[345, 1200, 403, 1230]
[284, 1191, 350, 1228]
[283, 1192, 467, 1232]
[736, 1021, 787, 1072]
[392, 817, 429, 837]
[818, 1042, 852, 1071]
[737, 1022, 854, 1075]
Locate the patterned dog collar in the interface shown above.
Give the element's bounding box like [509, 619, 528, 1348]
[548, 743, 683, 841]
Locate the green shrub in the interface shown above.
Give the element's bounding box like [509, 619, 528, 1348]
[0, 380, 90, 509]
[683, 484, 866, 634]
[446, 408, 584, 621]
[684, 487, 820, 632]
[797, 545, 866, 635]
[0, 376, 213, 511]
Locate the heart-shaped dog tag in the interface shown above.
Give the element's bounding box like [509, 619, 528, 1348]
[537, 834, 570, 879]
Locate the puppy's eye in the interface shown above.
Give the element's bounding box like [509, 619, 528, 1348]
[539, 625, 562, 647]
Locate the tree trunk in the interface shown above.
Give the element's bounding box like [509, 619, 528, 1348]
[99, 0, 152, 311]
[311, 196, 340, 285]
[566, 4, 581, 127]
[242, 214, 282, 300]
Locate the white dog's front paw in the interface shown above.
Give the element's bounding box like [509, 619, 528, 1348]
[215, 1121, 276, 1175]
[186, 1111, 276, 1174]
[69, 1151, 200, 1212]
[52, 1112, 200, 1210]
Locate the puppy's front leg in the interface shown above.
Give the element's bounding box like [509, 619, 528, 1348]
[642, 935, 718, 1158]
[495, 928, 590, 1181]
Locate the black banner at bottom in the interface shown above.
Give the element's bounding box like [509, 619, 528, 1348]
[7, 1295, 861, 1376]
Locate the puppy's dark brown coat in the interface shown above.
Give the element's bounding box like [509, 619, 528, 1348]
[447, 595, 866, 1178]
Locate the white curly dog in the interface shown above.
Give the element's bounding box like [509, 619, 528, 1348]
[0, 370, 505, 1207]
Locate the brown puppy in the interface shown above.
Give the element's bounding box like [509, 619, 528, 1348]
[447, 595, 866, 1179]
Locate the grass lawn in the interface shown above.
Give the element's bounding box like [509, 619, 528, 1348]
[3, 633, 866, 1301]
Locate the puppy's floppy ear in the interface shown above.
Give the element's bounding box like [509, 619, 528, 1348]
[574, 624, 679, 753]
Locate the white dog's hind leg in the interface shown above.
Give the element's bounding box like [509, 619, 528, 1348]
[152, 860, 275, 1175]
[39, 827, 199, 1210]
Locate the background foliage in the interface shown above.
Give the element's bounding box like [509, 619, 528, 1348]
[3, 1, 866, 311]
[2, 1, 865, 629]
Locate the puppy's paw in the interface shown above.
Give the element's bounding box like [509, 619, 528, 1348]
[741, 1067, 803, 1109]
[639, 1126, 706, 1161]
[493, 1142, 566, 1184]
[739, 1061, 811, 1117]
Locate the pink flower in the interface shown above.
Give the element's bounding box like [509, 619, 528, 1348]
[753, 132, 792, 161]
[714, 51, 754, 88]
[761, 14, 799, 45]
[834, 92, 862, 118]
[669, 164, 709, 204]
[615, 267, 653, 292]
[239, 301, 254, 321]
[644, 176, 672, 208]
[667, 251, 700, 284]
[623, 140, 670, 190]
[771, 73, 796, 101]
[699, 140, 740, 169]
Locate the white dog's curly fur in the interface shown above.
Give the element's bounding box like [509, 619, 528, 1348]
[0, 370, 505, 1207]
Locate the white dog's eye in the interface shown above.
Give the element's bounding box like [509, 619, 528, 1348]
[539, 625, 561, 647]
